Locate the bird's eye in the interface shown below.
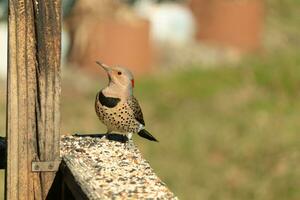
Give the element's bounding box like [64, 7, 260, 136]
[118, 71, 122, 75]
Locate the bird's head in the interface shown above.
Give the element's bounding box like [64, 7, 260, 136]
[96, 61, 135, 92]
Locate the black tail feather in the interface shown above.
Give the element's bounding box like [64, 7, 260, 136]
[138, 129, 158, 142]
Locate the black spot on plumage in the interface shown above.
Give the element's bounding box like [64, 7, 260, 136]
[97, 91, 120, 108]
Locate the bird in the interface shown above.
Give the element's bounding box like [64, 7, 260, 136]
[95, 61, 158, 143]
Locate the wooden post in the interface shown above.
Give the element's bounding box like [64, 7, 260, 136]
[6, 0, 61, 199]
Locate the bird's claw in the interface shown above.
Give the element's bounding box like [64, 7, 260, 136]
[124, 138, 134, 150]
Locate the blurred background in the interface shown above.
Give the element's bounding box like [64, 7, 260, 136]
[1, 0, 300, 199]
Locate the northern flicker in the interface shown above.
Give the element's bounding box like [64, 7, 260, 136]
[95, 61, 158, 142]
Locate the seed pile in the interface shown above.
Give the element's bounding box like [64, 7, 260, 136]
[61, 136, 177, 199]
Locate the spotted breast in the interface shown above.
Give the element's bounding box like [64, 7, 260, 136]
[95, 91, 143, 134]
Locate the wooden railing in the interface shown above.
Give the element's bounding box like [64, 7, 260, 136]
[60, 135, 176, 199]
[1, 135, 177, 199]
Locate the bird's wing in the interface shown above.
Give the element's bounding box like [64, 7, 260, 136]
[128, 96, 145, 126]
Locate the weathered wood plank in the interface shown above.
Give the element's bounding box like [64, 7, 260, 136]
[6, 0, 61, 199]
[60, 135, 177, 199]
[33, 1, 62, 196]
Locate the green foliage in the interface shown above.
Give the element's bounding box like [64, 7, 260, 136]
[56, 50, 300, 199]
[134, 52, 300, 199]
[0, 50, 299, 200]
[0, 1, 299, 199]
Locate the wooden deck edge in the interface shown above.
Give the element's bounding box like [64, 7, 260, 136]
[2, 135, 177, 199]
[60, 160, 89, 200]
[60, 135, 177, 199]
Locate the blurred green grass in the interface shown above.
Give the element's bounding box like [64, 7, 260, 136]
[1, 53, 300, 199]
[59, 50, 300, 200]
[1, 0, 300, 199]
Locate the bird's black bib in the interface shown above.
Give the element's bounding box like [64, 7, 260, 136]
[98, 91, 121, 108]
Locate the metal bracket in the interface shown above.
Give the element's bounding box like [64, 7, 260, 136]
[32, 161, 61, 172]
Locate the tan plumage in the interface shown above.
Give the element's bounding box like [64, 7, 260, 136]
[95, 93, 142, 134]
[95, 61, 158, 142]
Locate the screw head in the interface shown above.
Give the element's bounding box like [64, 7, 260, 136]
[48, 164, 53, 170]
[34, 165, 39, 170]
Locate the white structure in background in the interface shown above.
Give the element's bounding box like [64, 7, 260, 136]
[62, 27, 70, 64]
[0, 23, 7, 78]
[0, 22, 69, 78]
[135, 0, 196, 45]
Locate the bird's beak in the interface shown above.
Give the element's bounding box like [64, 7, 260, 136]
[96, 61, 113, 82]
[96, 61, 111, 73]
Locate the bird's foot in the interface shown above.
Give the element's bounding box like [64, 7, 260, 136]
[73, 133, 129, 143]
[124, 140, 134, 150]
[124, 134, 134, 150]
[73, 133, 106, 138]
[101, 133, 109, 140]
